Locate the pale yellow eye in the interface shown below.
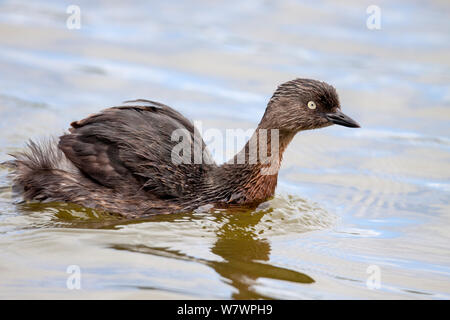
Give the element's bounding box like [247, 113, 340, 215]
[307, 101, 316, 109]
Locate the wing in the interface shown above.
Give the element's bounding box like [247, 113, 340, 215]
[58, 99, 216, 198]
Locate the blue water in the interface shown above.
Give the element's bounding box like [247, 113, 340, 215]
[0, 0, 449, 299]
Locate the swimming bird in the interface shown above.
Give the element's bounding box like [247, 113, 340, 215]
[7, 78, 360, 217]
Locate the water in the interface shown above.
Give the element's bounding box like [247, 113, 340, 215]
[0, 0, 449, 299]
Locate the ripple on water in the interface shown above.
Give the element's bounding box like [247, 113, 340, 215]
[252, 194, 339, 237]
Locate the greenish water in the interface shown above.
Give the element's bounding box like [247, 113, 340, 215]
[0, 0, 449, 299]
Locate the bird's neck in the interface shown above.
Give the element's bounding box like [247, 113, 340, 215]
[213, 126, 295, 206]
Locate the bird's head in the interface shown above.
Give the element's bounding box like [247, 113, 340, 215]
[260, 78, 360, 133]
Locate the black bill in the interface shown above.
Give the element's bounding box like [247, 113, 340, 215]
[325, 110, 360, 128]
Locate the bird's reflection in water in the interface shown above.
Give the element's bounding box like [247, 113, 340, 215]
[112, 207, 315, 299]
[18, 201, 314, 299]
[209, 207, 314, 299]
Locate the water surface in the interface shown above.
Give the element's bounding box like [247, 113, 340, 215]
[0, 0, 449, 299]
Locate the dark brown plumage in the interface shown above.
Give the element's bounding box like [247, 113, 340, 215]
[7, 78, 360, 217]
